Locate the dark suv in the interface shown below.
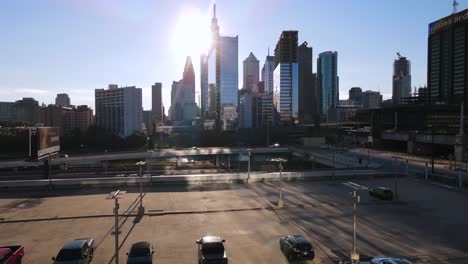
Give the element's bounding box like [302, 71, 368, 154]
[196, 236, 228, 264]
[369, 187, 393, 200]
[279, 235, 314, 262]
[52, 238, 94, 264]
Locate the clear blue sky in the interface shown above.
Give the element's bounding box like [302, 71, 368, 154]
[0, 0, 464, 113]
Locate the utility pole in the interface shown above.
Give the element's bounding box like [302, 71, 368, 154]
[247, 148, 252, 183]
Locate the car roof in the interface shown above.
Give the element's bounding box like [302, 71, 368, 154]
[372, 257, 410, 263]
[131, 241, 151, 249]
[201, 236, 223, 243]
[377, 187, 391, 190]
[0, 248, 11, 256]
[62, 239, 87, 250]
[290, 235, 310, 244]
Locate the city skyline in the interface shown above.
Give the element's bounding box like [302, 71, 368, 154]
[0, 0, 464, 113]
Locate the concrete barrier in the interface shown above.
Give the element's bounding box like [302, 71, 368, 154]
[0, 170, 399, 189]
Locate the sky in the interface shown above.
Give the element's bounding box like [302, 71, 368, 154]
[1, 0, 465, 113]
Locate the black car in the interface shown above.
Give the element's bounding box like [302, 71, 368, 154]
[126, 241, 155, 264]
[369, 187, 393, 200]
[196, 236, 228, 264]
[279, 235, 314, 263]
[52, 238, 94, 264]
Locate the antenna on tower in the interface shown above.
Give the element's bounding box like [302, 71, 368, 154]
[397, 52, 402, 59]
[268, 46, 270, 56]
[453, 0, 459, 14]
[213, 3, 216, 18]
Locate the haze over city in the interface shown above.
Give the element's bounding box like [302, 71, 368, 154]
[1, 0, 462, 111]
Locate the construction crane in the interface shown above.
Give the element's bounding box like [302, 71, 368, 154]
[453, 0, 459, 14]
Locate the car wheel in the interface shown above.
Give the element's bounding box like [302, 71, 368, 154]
[16, 257, 22, 264]
[288, 253, 294, 263]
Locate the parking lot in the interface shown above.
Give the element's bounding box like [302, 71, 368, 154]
[0, 176, 468, 263]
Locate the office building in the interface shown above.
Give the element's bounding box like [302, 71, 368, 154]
[14, 97, 40, 125]
[55, 93, 71, 107]
[317, 51, 339, 121]
[349, 87, 363, 104]
[257, 81, 265, 94]
[243, 52, 259, 92]
[337, 100, 361, 122]
[262, 55, 275, 94]
[258, 92, 274, 127]
[151, 83, 163, 123]
[143, 110, 152, 134]
[95, 84, 143, 138]
[297, 41, 315, 124]
[239, 89, 256, 128]
[273, 31, 299, 125]
[219, 35, 239, 130]
[0, 102, 14, 122]
[428, 9, 468, 104]
[200, 53, 209, 118]
[393, 55, 411, 104]
[74, 105, 93, 132]
[170, 56, 197, 123]
[362, 90, 383, 109]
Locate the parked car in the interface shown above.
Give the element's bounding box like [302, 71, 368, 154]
[279, 235, 315, 262]
[0, 245, 25, 264]
[369, 187, 394, 200]
[196, 236, 228, 264]
[371, 257, 412, 264]
[126, 241, 154, 264]
[52, 238, 94, 264]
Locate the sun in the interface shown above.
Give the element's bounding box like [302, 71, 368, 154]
[171, 6, 212, 58]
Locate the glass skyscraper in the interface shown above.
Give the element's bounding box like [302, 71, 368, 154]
[219, 36, 239, 130]
[317, 51, 339, 121]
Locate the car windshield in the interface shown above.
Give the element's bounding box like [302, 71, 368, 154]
[130, 247, 150, 257]
[296, 242, 311, 250]
[202, 243, 224, 255]
[55, 249, 81, 261]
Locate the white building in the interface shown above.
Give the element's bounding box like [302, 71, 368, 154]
[95, 84, 143, 138]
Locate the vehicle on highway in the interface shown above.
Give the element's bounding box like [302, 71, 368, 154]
[52, 238, 94, 264]
[370, 257, 412, 264]
[126, 241, 155, 264]
[116, 174, 128, 177]
[0, 245, 25, 264]
[369, 187, 393, 200]
[279, 235, 315, 262]
[196, 236, 228, 264]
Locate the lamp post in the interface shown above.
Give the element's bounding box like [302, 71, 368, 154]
[106, 190, 126, 264]
[350, 190, 360, 263]
[247, 148, 252, 182]
[136, 161, 146, 215]
[270, 158, 287, 208]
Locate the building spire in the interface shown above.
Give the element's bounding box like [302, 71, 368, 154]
[268, 46, 270, 56]
[213, 4, 216, 18]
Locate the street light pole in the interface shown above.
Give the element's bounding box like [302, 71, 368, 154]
[106, 190, 125, 264]
[136, 161, 145, 215]
[278, 162, 284, 208]
[247, 148, 252, 182]
[350, 190, 360, 262]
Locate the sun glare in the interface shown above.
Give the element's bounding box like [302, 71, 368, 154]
[172, 7, 212, 58]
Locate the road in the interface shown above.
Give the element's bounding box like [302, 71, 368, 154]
[0, 147, 290, 169]
[0, 177, 467, 263]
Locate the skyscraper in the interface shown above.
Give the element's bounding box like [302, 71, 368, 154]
[317, 51, 339, 121]
[349, 87, 363, 104]
[362, 90, 383, 109]
[170, 57, 197, 123]
[55, 93, 71, 107]
[95, 85, 142, 138]
[151, 83, 162, 123]
[297, 41, 315, 124]
[243, 52, 259, 92]
[392, 55, 411, 104]
[273, 31, 299, 125]
[262, 55, 275, 94]
[428, 9, 468, 104]
[239, 89, 256, 128]
[219, 36, 239, 130]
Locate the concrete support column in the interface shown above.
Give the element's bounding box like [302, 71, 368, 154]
[407, 132, 415, 155]
[215, 155, 220, 168]
[227, 155, 231, 171]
